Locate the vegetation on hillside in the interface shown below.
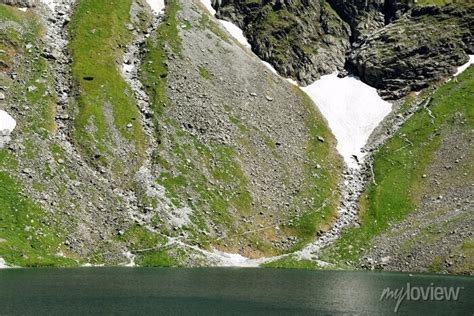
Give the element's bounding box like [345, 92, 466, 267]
[323, 67, 473, 264]
[0, 4, 77, 267]
[69, 0, 146, 179]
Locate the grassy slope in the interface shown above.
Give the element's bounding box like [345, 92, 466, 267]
[0, 5, 76, 267]
[323, 67, 474, 264]
[68, 0, 146, 178]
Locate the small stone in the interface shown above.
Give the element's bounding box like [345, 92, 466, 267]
[22, 168, 33, 175]
[0, 92, 5, 100]
[381, 256, 391, 264]
[317, 136, 325, 142]
[27, 85, 37, 92]
[422, 174, 427, 178]
[265, 95, 273, 101]
[126, 123, 133, 128]
[57, 159, 65, 164]
[250, 92, 257, 97]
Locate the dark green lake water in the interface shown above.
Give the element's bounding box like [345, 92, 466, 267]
[0, 268, 472, 315]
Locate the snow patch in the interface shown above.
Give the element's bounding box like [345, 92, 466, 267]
[145, 0, 165, 15]
[81, 263, 105, 267]
[0, 110, 16, 136]
[123, 251, 136, 267]
[199, 0, 216, 15]
[454, 55, 474, 76]
[211, 250, 262, 267]
[218, 21, 251, 48]
[199, 0, 250, 48]
[302, 73, 392, 168]
[0, 257, 9, 269]
[122, 63, 135, 74]
[39, 0, 56, 11]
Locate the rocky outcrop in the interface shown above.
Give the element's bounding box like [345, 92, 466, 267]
[326, 0, 413, 40]
[212, 1, 472, 99]
[214, 0, 351, 85]
[348, 5, 474, 99]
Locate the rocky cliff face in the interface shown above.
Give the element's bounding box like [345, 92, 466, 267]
[214, 0, 351, 85]
[349, 5, 473, 98]
[326, 0, 413, 40]
[214, 1, 472, 99]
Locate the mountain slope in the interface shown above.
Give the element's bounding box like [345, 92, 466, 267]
[322, 67, 473, 274]
[0, 0, 342, 267]
[0, 0, 472, 273]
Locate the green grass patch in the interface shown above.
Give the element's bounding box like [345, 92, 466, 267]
[140, 0, 181, 120]
[414, 0, 458, 6]
[137, 249, 180, 267]
[69, 0, 145, 172]
[0, 5, 56, 135]
[118, 224, 167, 251]
[199, 66, 210, 79]
[0, 172, 77, 267]
[263, 256, 319, 269]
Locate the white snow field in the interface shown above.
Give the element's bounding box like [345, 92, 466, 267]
[0, 110, 16, 136]
[302, 73, 392, 167]
[145, 0, 165, 15]
[39, 0, 56, 11]
[455, 55, 474, 76]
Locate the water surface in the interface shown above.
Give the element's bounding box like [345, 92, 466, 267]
[0, 268, 472, 315]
